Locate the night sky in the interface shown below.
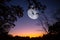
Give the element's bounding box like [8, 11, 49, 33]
[8, 0, 60, 37]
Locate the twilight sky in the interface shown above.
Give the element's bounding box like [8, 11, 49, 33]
[9, 0, 60, 37]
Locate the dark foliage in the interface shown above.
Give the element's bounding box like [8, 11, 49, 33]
[49, 22, 60, 34]
[49, 9, 60, 34]
[0, 0, 23, 35]
[27, 0, 48, 33]
[27, 0, 46, 11]
[0, 0, 60, 40]
[0, 22, 60, 40]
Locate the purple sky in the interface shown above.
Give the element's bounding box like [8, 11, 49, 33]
[8, 0, 60, 37]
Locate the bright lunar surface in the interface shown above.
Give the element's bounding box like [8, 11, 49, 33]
[27, 8, 39, 19]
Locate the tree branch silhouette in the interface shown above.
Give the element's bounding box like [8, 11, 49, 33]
[0, 0, 23, 35]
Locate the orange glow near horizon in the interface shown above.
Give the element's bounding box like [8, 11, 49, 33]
[9, 26, 48, 38]
[9, 31, 47, 38]
[18, 33, 43, 38]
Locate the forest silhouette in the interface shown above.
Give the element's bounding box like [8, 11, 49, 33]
[0, 0, 60, 40]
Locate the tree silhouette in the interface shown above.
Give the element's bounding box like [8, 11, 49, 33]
[27, 0, 48, 33]
[41, 9, 60, 40]
[1, 0, 59, 40]
[0, 0, 23, 35]
[49, 22, 60, 34]
[32, 0, 48, 33]
[48, 9, 60, 34]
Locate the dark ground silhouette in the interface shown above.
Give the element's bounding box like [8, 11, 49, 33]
[0, 22, 60, 40]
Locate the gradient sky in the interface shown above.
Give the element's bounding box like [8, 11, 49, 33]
[8, 0, 60, 37]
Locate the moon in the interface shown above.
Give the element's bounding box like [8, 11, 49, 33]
[27, 8, 39, 19]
